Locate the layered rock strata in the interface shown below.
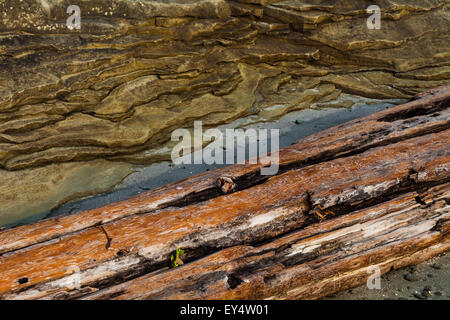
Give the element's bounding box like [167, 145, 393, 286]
[0, 0, 449, 224]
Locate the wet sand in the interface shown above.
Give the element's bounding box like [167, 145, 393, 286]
[324, 251, 450, 300]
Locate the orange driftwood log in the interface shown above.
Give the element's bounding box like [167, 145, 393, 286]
[0, 85, 448, 300]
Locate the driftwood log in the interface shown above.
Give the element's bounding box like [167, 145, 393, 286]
[0, 85, 448, 300]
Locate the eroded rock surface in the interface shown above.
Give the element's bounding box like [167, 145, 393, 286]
[0, 0, 449, 225]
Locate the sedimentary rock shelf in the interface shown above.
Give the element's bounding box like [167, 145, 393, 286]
[0, 0, 449, 224]
[0, 86, 448, 300]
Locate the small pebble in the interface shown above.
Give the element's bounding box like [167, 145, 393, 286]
[413, 292, 426, 300]
[422, 290, 432, 298]
[404, 273, 420, 282]
[431, 263, 442, 270]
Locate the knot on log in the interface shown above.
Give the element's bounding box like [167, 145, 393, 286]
[216, 176, 238, 195]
